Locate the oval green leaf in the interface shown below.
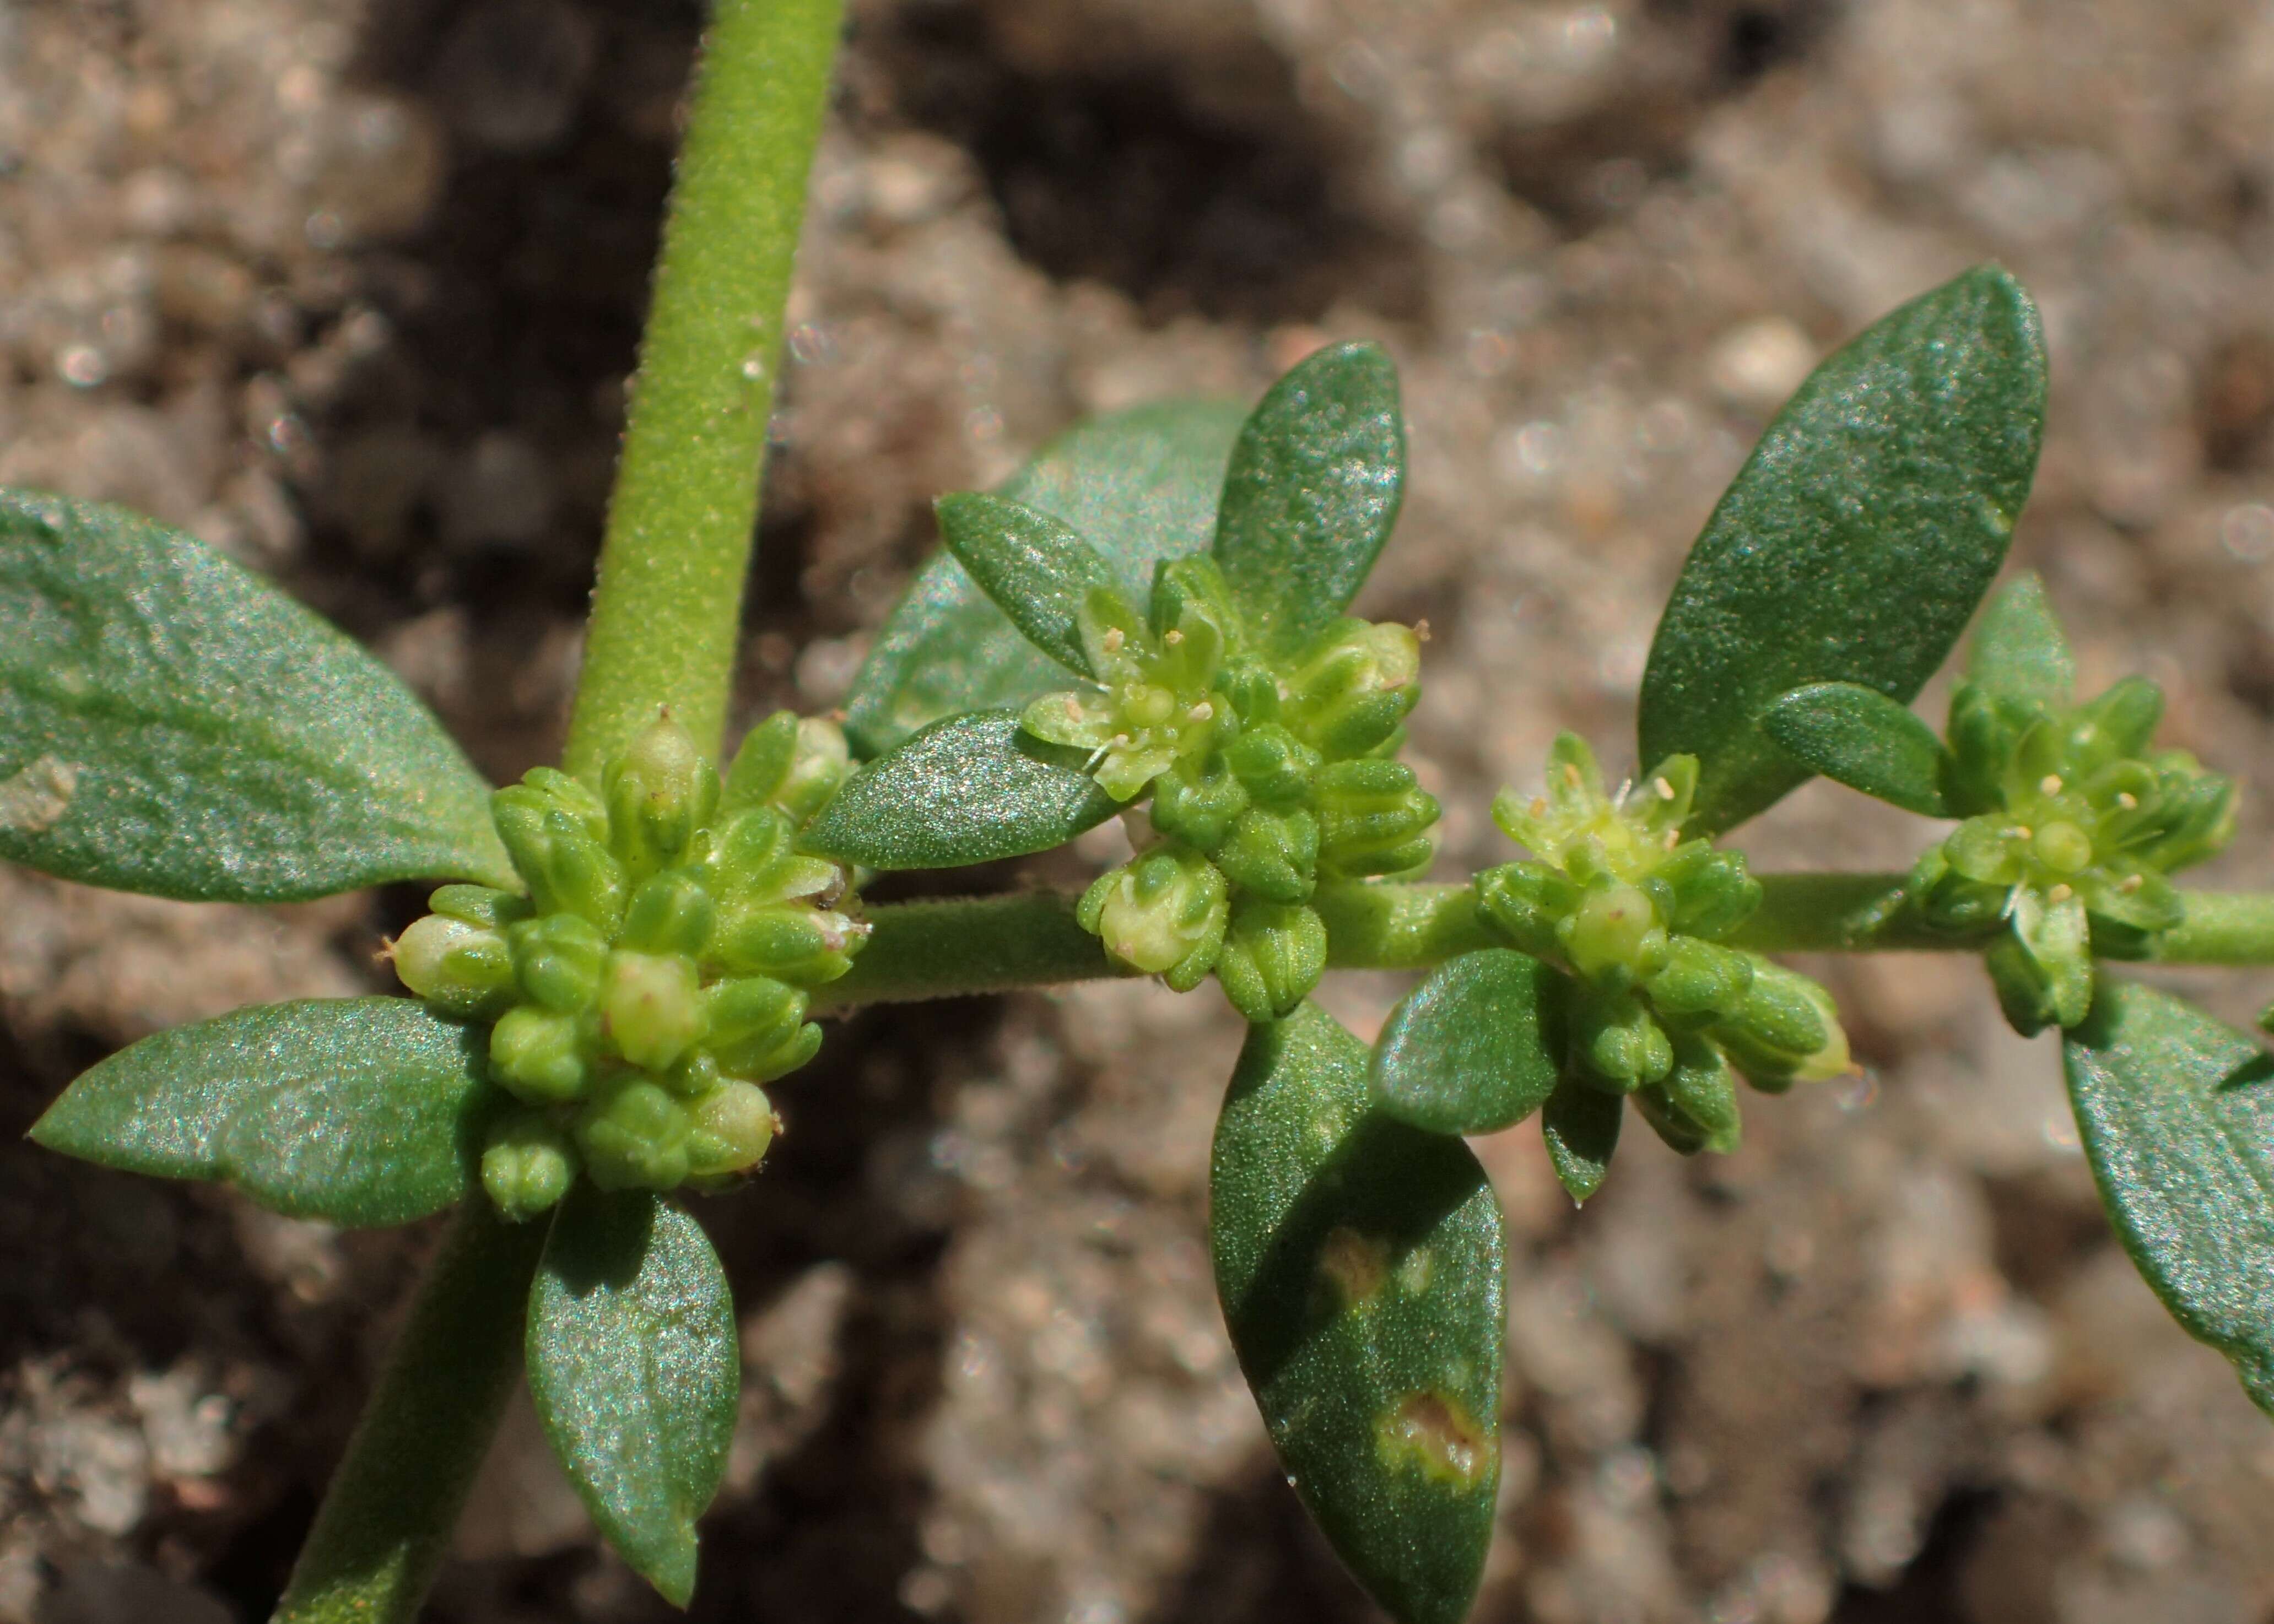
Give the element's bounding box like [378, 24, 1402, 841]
[844, 402, 1245, 756]
[1760, 681, 1954, 817]
[29, 997, 496, 1227]
[0, 488, 512, 900]
[1967, 572, 2074, 706]
[2064, 979, 2274, 1415]
[1212, 340, 1403, 657]
[527, 1187, 738, 1609]
[1637, 267, 2047, 835]
[935, 492, 1125, 679]
[1372, 948, 1562, 1135]
[1212, 1002, 1504, 1624]
[803, 708, 1117, 870]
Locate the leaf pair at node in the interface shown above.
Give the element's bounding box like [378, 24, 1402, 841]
[1765, 575, 2236, 1033]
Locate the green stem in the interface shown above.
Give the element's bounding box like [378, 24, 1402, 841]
[814, 880, 2274, 1010]
[271, 1205, 549, 1624]
[562, 0, 846, 777]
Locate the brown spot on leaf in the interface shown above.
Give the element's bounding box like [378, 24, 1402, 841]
[1317, 1225, 1390, 1307]
[1377, 1390, 1490, 1489]
[0, 755, 78, 834]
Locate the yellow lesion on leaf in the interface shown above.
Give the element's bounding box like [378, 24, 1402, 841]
[1375, 1389, 1492, 1490]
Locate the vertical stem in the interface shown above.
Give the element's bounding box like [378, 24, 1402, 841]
[563, 0, 847, 778]
[271, 1205, 550, 1624]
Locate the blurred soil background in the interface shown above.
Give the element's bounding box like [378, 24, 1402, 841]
[6, 0, 2274, 1620]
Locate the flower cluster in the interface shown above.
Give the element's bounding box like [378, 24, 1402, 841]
[390, 711, 862, 1220]
[1913, 673, 2234, 1033]
[1476, 734, 1849, 1154]
[1023, 557, 1439, 1022]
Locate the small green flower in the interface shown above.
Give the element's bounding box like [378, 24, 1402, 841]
[1080, 845, 1230, 990]
[1909, 578, 2237, 1034]
[391, 708, 865, 1218]
[1478, 732, 1848, 1150]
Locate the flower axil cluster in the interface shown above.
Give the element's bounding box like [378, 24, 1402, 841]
[1913, 670, 2233, 1034]
[1477, 734, 1850, 1156]
[390, 710, 862, 1219]
[1023, 556, 1440, 1022]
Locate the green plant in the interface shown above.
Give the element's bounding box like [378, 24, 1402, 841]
[8, 12, 2274, 1624]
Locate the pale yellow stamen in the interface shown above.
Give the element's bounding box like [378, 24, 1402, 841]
[1529, 797, 1548, 819]
[1164, 629, 1184, 645]
[2040, 774, 2064, 796]
[2007, 826, 2033, 840]
[1188, 702, 1213, 722]
[1563, 763, 1584, 788]
[1101, 627, 1125, 653]
[2047, 883, 2074, 903]
[1654, 776, 1675, 801]
[1413, 618, 1432, 643]
[2119, 873, 2145, 893]
[2116, 792, 2139, 810]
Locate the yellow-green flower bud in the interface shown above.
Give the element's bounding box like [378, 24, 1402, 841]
[776, 717, 852, 825]
[521, 767, 609, 842]
[620, 869, 717, 957]
[576, 1076, 693, 1191]
[510, 912, 608, 1014]
[722, 710, 802, 810]
[1283, 619, 1422, 759]
[1708, 958, 1849, 1090]
[1213, 806, 1320, 904]
[491, 783, 626, 933]
[490, 1005, 597, 1103]
[604, 712, 721, 881]
[1571, 987, 1673, 1089]
[685, 1081, 779, 1179]
[1079, 847, 1229, 989]
[1150, 755, 1249, 853]
[391, 914, 516, 1017]
[1223, 723, 1320, 811]
[1314, 759, 1439, 879]
[481, 1112, 576, 1221]
[1214, 900, 1327, 1025]
[1644, 936, 1754, 1017]
[1559, 879, 1669, 987]
[711, 904, 864, 986]
[601, 950, 706, 1071]
[702, 976, 812, 1079]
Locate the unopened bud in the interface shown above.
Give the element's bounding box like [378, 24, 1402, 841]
[701, 976, 812, 1079]
[620, 869, 717, 957]
[490, 1004, 597, 1103]
[604, 712, 720, 881]
[722, 710, 802, 810]
[481, 1112, 576, 1221]
[1079, 847, 1229, 989]
[1709, 958, 1849, 1087]
[1571, 987, 1673, 1089]
[428, 884, 532, 932]
[1645, 936, 1754, 1017]
[775, 718, 852, 825]
[1560, 879, 1669, 986]
[711, 903, 863, 985]
[1213, 806, 1320, 903]
[1214, 900, 1328, 1024]
[510, 912, 609, 1014]
[601, 949, 706, 1071]
[1223, 724, 1320, 811]
[1150, 755, 1250, 852]
[576, 1077, 693, 1191]
[392, 914, 515, 1017]
[685, 1081, 779, 1178]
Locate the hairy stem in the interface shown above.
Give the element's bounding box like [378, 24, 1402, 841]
[271, 1206, 549, 1624]
[563, 0, 845, 777]
[812, 880, 2274, 1010]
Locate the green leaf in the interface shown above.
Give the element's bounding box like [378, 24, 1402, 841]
[1212, 341, 1404, 657]
[1760, 682, 1955, 817]
[527, 1187, 738, 1608]
[933, 492, 1125, 679]
[801, 708, 1117, 869]
[1372, 949, 1562, 1135]
[1967, 572, 2074, 706]
[844, 402, 1245, 756]
[29, 997, 495, 1226]
[2064, 979, 2274, 1416]
[1541, 1078, 1621, 1205]
[1212, 1002, 1503, 1624]
[1637, 267, 2047, 835]
[0, 489, 512, 901]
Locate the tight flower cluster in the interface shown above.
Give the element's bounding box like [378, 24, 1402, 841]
[390, 711, 861, 1219]
[1022, 556, 1439, 1022]
[1477, 734, 1849, 1155]
[1913, 673, 2234, 1033]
